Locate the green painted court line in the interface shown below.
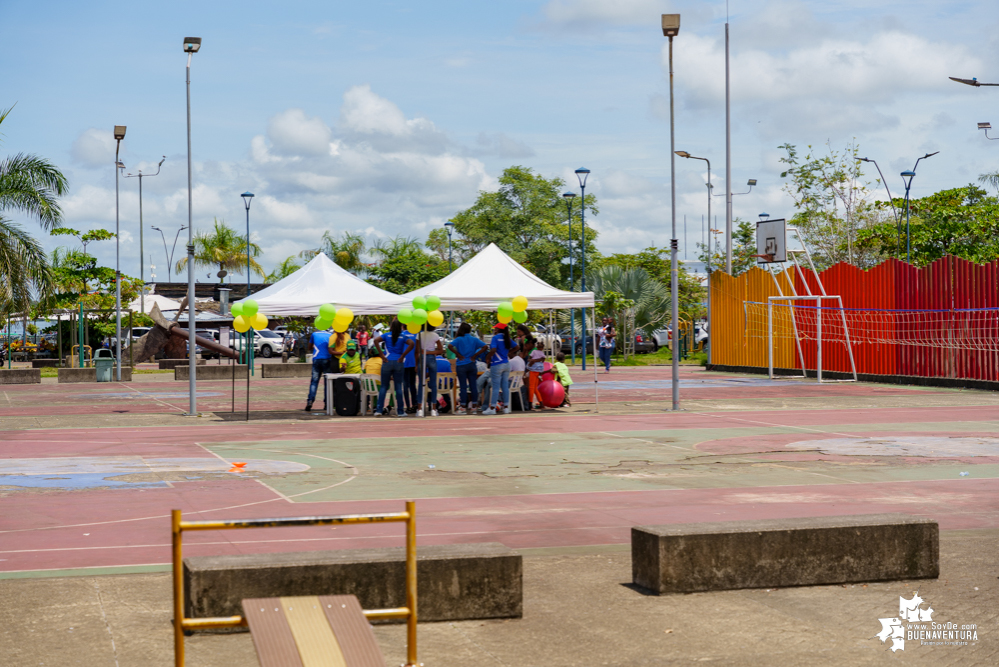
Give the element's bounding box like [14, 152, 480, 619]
[0, 563, 170, 580]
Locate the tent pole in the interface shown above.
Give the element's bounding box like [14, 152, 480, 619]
[592, 308, 598, 412]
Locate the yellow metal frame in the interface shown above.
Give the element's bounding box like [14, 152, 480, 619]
[172, 501, 419, 666]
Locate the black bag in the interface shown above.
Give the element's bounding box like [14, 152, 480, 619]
[436, 394, 452, 414]
[333, 377, 361, 416]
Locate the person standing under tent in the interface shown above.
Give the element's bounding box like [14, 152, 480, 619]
[598, 317, 616, 373]
[417, 324, 445, 417]
[483, 322, 518, 415]
[527, 348, 547, 410]
[508, 346, 528, 411]
[448, 322, 486, 414]
[329, 329, 349, 372]
[356, 324, 370, 360]
[371, 320, 414, 417]
[304, 325, 333, 412]
[401, 327, 419, 414]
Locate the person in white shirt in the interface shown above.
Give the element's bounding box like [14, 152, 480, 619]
[416, 325, 444, 416]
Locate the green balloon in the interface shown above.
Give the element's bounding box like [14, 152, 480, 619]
[314, 316, 332, 330]
[513, 309, 528, 323]
[319, 303, 336, 320]
[497, 301, 514, 319]
[425, 295, 441, 311]
[412, 296, 427, 311]
[243, 299, 259, 317]
[398, 308, 413, 324]
[411, 308, 428, 325]
[230, 302, 244, 317]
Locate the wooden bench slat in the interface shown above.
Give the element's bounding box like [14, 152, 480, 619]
[318, 596, 385, 667]
[242, 598, 304, 667]
[280, 596, 348, 667]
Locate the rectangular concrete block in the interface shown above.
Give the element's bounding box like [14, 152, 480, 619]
[184, 543, 522, 624]
[632, 514, 938, 594]
[58, 367, 132, 383]
[30, 359, 60, 368]
[261, 363, 313, 378]
[159, 358, 206, 370]
[0, 369, 41, 384]
[175, 364, 247, 381]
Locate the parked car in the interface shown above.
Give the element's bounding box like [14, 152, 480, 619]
[229, 328, 285, 358]
[633, 331, 656, 354]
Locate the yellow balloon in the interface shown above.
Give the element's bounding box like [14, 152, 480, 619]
[335, 307, 354, 322]
[512, 295, 528, 313]
[250, 313, 268, 330]
[333, 319, 349, 333]
[233, 315, 250, 333]
[498, 313, 513, 324]
[406, 322, 422, 334]
[427, 309, 444, 327]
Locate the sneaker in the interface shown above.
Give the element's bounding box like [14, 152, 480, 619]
[503, 406, 511, 414]
[374, 411, 383, 417]
[304, 402, 313, 412]
[431, 409, 439, 417]
[396, 410, 407, 417]
[482, 407, 497, 415]
[416, 409, 424, 418]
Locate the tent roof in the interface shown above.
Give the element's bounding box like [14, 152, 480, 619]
[403, 243, 594, 311]
[238, 253, 402, 316]
[127, 294, 183, 314]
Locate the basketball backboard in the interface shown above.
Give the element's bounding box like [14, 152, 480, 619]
[755, 219, 787, 263]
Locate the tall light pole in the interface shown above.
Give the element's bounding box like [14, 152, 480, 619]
[184, 36, 201, 417]
[663, 14, 680, 411]
[562, 192, 576, 366]
[574, 168, 590, 371]
[241, 191, 255, 376]
[857, 157, 902, 256]
[113, 126, 126, 382]
[724, 7, 732, 274]
[444, 220, 455, 333]
[675, 151, 711, 265]
[978, 121, 999, 140]
[124, 156, 166, 315]
[151, 225, 187, 280]
[900, 152, 938, 265]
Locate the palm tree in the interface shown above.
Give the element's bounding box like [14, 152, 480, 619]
[0, 106, 67, 315]
[301, 231, 367, 274]
[266, 255, 301, 282]
[589, 266, 671, 333]
[176, 218, 264, 284]
[369, 236, 422, 262]
[979, 171, 999, 195]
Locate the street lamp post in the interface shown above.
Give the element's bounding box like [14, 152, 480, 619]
[899, 152, 938, 265]
[444, 220, 455, 333]
[663, 13, 680, 411]
[184, 36, 201, 417]
[241, 192, 255, 375]
[978, 121, 999, 140]
[574, 168, 590, 370]
[562, 192, 576, 366]
[124, 157, 166, 315]
[857, 157, 902, 255]
[151, 225, 188, 279]
[113, 125, 126, 382]
[675, 151, 711, 266]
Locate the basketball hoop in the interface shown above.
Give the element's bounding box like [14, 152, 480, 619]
[751, 253, 775, 262]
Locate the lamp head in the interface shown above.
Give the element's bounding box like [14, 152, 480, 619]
[675, 150, 691, 158]
[858, 157, 871, 163]
[113, 125, 126, 141]
[661, 14, 680, 37]
[574, 168, 590, 188]
[241, 191, 255, 209]
[901, 170, 915, 188]
[923, 151, 939, 159]
[444, 220, 455, 228]
[563, 192, 576, 199]
[759, 213, 769, 220]
[183, 37, 202, 53]
[747, 179, 757, 187]
[158, 156, 167, 166]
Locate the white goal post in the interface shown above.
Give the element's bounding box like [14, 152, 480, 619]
[767, 295, 858, 383]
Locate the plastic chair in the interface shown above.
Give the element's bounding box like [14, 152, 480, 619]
[431, 372, 458, 412]
[360, 374, 380, 415]
[508, 371, 526, 411]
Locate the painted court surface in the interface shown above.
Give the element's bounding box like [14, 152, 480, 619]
[2, 365, 998, 577]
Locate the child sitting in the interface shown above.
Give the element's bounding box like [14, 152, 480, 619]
[340, 340, 363, 374]
[542, 352, 573, 407]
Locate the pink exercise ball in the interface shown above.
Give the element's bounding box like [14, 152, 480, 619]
[543, 361, 553, 372]
[537, 380, 565, 408]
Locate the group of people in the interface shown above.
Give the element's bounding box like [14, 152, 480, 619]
[303, 318, 574, 417]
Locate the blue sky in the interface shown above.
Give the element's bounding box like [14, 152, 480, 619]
[3, 0, 998, 283]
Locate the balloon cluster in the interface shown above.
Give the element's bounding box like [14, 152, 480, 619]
[398, 295, 444, 334]
[497, 295, 529, 324]
[231, 299, 268, 333]
[314, 303, 354, 333]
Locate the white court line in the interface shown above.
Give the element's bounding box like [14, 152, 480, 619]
[116, 382, 185, 412]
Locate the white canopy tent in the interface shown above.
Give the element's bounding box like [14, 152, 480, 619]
[238, 253, 403, 316]
[127, 294, 183, 314]
[402, 243, 595, 310]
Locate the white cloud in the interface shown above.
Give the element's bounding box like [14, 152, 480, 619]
[543, 0, 672, 26]
[267, 108, 332, 156]
[71, 128, 116, 168]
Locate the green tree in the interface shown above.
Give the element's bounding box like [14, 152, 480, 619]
[855, 185, 999, 266]
[589, 266, 670, 333]
[602, 246, 704, 316]
[366, 236, 448, 294]
[697, 219, 760, 278]
[301, 231, 367, 274]
[779, 141, 889, 268]
[0, 106, 67, 316]
[176, 218, 264, 283]
[448, 166, 599, 289]
[267, 256, 301, 282]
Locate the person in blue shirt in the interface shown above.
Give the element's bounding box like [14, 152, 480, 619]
[447, 322, 487, 413]
[304, 326, 333, 411]
[401, 329, 418, 413]
[483, 322, 517, 415]
[371, 320, 415, 417]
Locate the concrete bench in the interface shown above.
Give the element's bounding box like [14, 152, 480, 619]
[30, 359, 60, 368]
[0, 369, 41, 384]
[184, 543, 522, 624]
[632, 514, 938, 594]
[159, 358, 205, 370]
[57, 367, 132, 383]
[261, 363, 313, 378]
[175, 364, 247, 381]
